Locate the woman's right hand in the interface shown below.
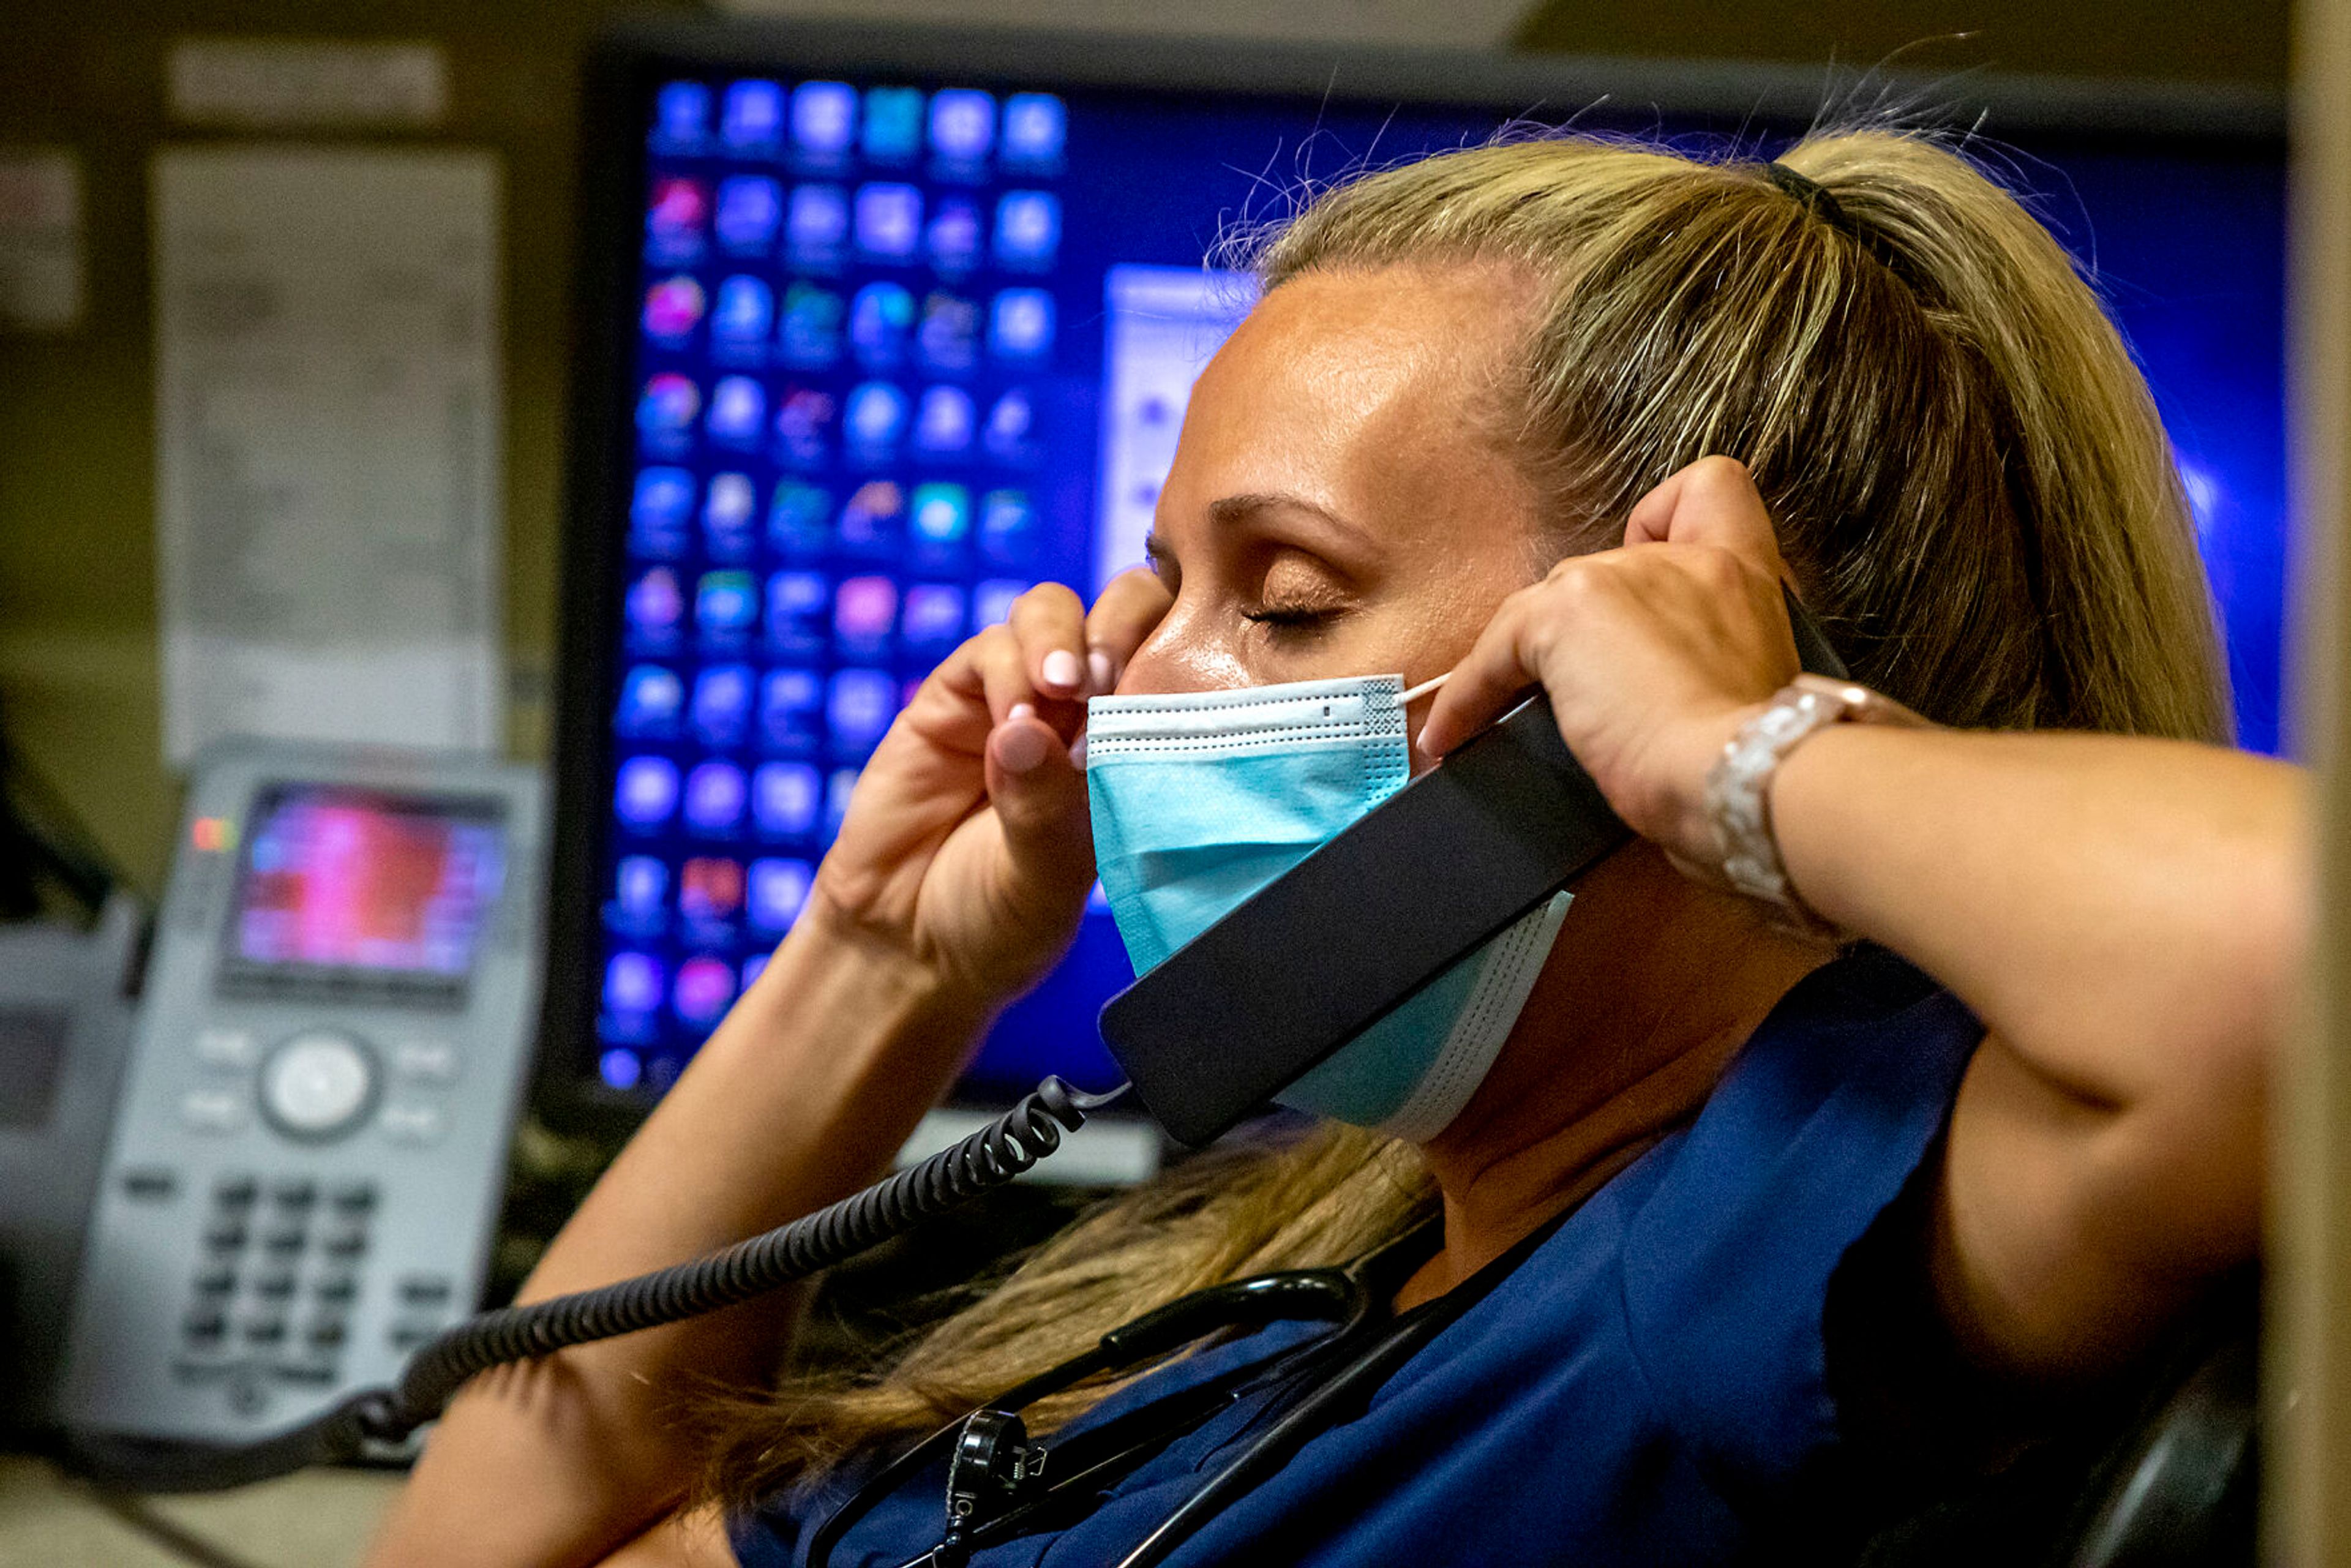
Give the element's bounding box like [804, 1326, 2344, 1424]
[806, 568, 1172, 1015]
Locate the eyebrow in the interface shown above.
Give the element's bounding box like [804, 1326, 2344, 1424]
[1204, 492, 1374, 549]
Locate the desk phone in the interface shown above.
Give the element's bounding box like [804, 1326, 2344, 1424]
[61, 741, 547, 1446]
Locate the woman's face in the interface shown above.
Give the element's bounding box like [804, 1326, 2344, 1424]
[1120, 264, 1551, 708]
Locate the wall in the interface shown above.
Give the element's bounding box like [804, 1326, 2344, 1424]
[0, 0, 687, 894]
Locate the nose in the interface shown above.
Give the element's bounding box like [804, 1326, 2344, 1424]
[1113, 598, 1249, 697]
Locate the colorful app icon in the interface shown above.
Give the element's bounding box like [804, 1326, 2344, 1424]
[642, 275, 706, 343]
[683, 764, 748, 835]
[786, 184, 849, 266]
[844, 381, 909, 460]
[695, 569, 759, 641]
[636, 373, 700, 437]
[1002, 92, 1067, 170]
[910, 482, 971, 549]
[752, 760, 823, 837]
[983, 389, 1037, 462]
[924, 195, 982, 274]
[702, 472, 757, 559]
[714, 175, 783, 253]
[989, 289, 1055, 362]
[928, 89, 996, 165]
[973, 579, 1029, 630]
[833, 574, 898, 648]
[739, 955, 768, 991]
[854, 182, 922, 262]
[790, 81, 858, 161]
[629, 467, 694, 555]
[918, 291, 980, 372]
[901, 583, 968, 651]
[748, 857, 814, 932]
[604, 951, 664, 1014]
[779, 281, 844, 366]
[760, 668, 825, 753]
[614, 756, 680, 827]
[980, 488, 1037, 566]
[624, 567, 685, 644]
[705, 376, 765, 446]
[645, 178, 709, 263]
[838, 480, 905, 555]
[823, 768, 861, 841]
[768, 480, 832, 555]
[913, 386, 974, 456]
[774, 386, 836, 466]
[827, 668, 898, 751]
[849, 282, 916, 368]
[680, 855, 744, 918]
[691, 664, 755, 746]
[862, 86, 924, 162]
[615, 664, 684, 737]
[673, 955, 737, 1024]
[653, 81, 711, 151]
[599, 1047, 643, 1089]
[765, 569, 830, 658]
[710, 276, 775, 346]
[721, 80, 785, 153]
[992, 191, 1060, 270]
[613, 853, 667, 923]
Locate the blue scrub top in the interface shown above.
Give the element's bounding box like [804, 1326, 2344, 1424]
[733, 947, 1984, 1567]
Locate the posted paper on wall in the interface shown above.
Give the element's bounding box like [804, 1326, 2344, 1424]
[152, 148, 502, 765]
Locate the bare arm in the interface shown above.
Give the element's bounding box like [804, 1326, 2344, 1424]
[362, 918, 983, 1568]
[1774, 724, 2306, 1376]
[364, 572, 1172, 1568]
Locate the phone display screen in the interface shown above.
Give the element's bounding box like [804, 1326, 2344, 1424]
[220, 787, 508, 1003]
[577, 50, 2285, 1108]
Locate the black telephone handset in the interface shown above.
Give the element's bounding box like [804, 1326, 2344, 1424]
[1097, 589, 1848, 1147]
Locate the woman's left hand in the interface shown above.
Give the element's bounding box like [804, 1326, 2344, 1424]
[1415, 456, 1801, 868]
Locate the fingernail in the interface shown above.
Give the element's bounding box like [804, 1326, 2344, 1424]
[1009, 701, 1036, 723]
[1042, 650, 1082, 691]
[998, 720, 1051, 773]
[1087, 648, 1115, 694]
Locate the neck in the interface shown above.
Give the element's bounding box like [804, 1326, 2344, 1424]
[1396, 847, 1829, 1308]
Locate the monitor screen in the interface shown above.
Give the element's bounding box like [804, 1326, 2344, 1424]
[561, 29, 2285, 1112]
[220, 786, 508, 1001]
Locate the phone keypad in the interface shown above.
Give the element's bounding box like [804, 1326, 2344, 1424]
[174, 1172, 381, 1386]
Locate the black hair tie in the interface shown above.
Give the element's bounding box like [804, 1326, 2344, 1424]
[1763, 161, 1925, 294]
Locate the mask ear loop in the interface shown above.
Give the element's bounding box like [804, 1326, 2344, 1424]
[1397, 672, 1449, 707]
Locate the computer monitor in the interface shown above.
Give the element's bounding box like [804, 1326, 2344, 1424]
[542, 19, 2285, 1127]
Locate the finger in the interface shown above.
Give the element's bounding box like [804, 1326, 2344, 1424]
[1414, 588, 1547, 762]
[1622, 456, 1785, 578]
[1084, 568, 1174, 694]
[1008, 582, 1092, 700]
[984, 702, 1097, 894]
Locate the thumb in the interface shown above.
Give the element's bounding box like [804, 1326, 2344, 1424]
[983, 705, 1097, 897]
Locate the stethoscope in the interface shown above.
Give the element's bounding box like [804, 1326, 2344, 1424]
[808, 1218, 1462, 1568]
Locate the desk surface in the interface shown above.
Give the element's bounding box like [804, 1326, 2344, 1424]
[0, 1455, 401, 1567]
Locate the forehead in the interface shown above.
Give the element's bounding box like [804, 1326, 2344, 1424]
[1169, 264, 1541, 551]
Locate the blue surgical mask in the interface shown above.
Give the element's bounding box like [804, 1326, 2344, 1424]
[1086, 673, 1570, 1142]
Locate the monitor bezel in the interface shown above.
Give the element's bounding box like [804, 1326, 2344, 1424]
[536, 15, 2285, 1138]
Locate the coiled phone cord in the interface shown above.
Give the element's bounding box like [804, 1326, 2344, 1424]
[65, 1076, 1127, 1494]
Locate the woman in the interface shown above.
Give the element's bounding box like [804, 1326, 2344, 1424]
[369, 129, 2304, 1566]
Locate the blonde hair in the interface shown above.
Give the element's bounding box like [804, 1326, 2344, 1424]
[699, 126, 2230, 1506]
